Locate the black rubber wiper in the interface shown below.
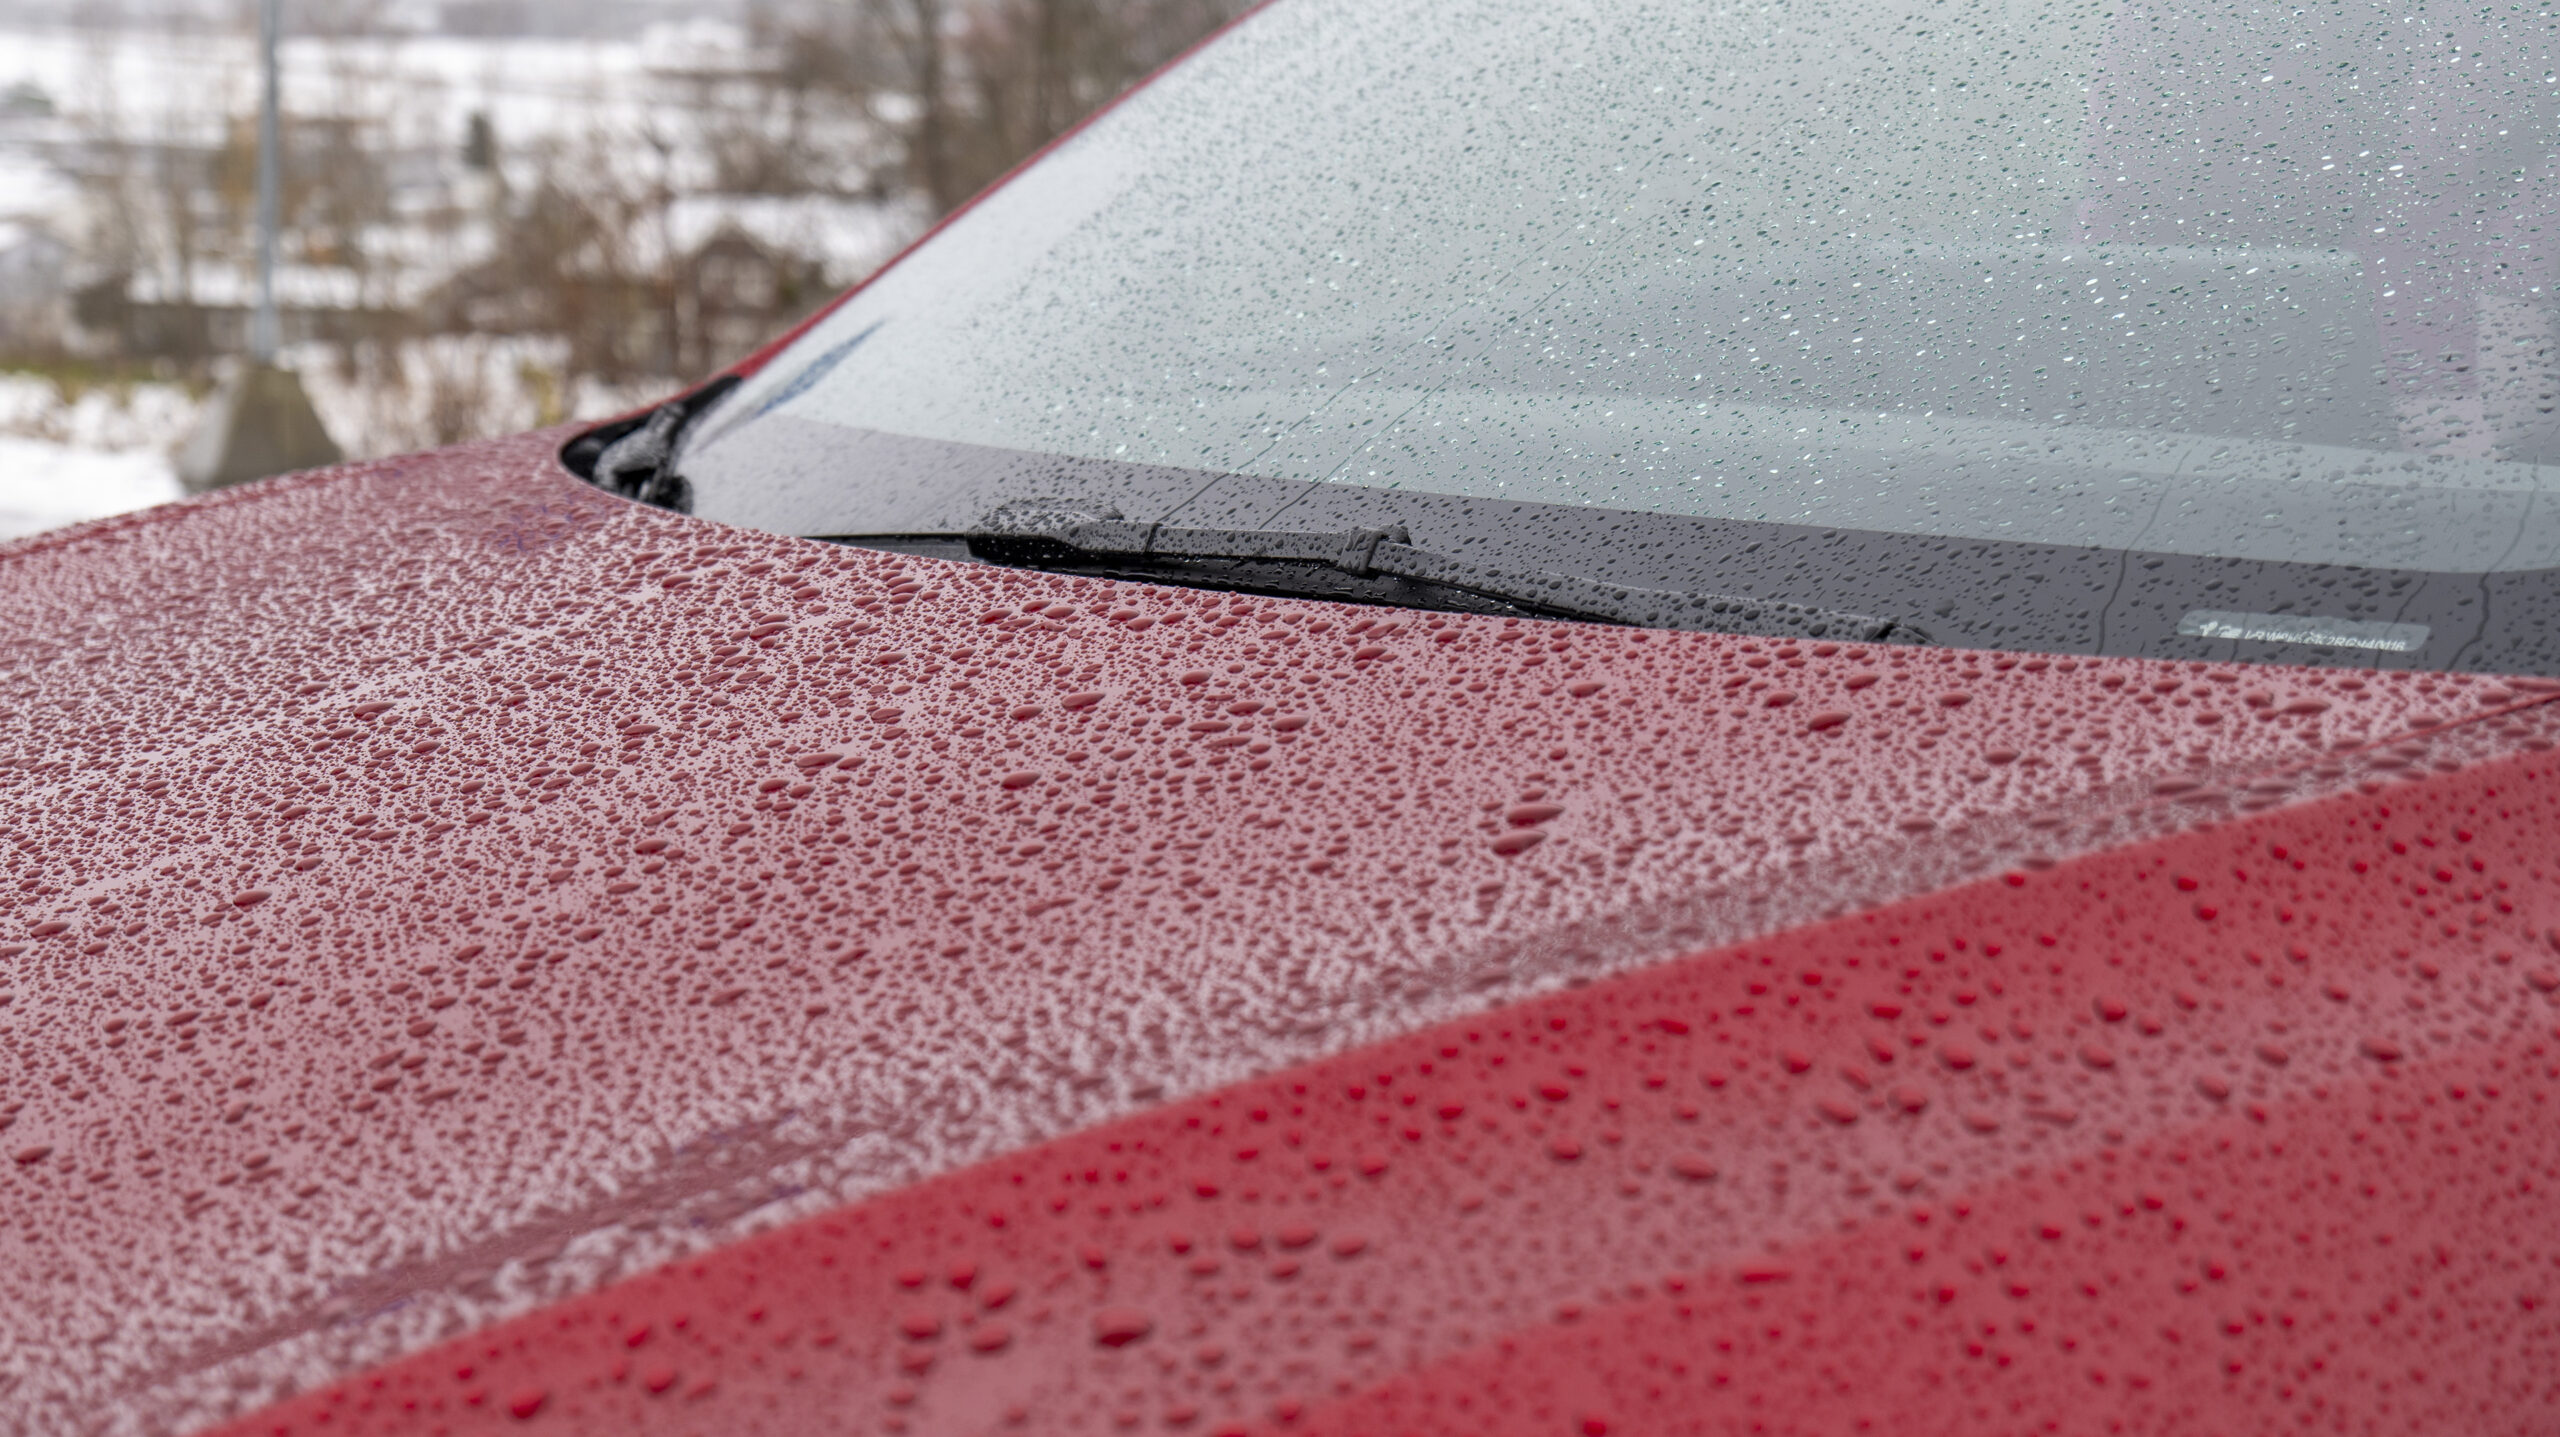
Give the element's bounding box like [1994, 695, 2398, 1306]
[561, 375, 740, 513]
[961, 499, 1925, 643]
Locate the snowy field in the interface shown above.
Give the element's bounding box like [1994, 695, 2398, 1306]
[0, 433, 182, 541]
[0, 375, 193, 540]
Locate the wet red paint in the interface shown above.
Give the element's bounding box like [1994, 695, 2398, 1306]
[1, 433, 2555, 1432]
[206, 709, 2560, 1435]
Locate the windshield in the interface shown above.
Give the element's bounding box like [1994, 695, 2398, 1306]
[675, 0, 2560, 672]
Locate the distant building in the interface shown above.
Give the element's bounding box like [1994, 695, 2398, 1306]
[433, 0, 750, 37]
[68, 266, 414, 363]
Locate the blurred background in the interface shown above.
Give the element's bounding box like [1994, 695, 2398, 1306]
[0, 0, 1248, 537]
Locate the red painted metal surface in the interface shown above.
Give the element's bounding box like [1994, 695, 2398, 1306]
[214, 737, 2560, 1436]
[0, 433, 2554, 1432]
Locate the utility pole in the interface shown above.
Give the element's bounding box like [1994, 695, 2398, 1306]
[250, 0, 282, 366]
[177, 0, 342, 494]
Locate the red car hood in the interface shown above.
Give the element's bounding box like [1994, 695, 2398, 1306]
[3, 435, 2556, 1434]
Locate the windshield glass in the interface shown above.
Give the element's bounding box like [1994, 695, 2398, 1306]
[677, 0, 2560, 672]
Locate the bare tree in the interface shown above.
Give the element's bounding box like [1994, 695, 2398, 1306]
[11, 0, 1258, 455]
[768, 0, 1254, 217]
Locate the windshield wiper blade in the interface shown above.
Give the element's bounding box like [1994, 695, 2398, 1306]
[563, 375, 741, 513]
[964, 499, 1926, 644]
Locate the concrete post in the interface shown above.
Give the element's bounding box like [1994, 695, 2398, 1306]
[177, 0, 343, 493]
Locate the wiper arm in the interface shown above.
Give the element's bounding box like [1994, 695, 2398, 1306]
[964, 499, 1925, 644]
[562, 375, 741, 513]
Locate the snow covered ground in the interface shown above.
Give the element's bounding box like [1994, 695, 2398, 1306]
[0, 374, 193, 541]
[0, 433, 182, 541]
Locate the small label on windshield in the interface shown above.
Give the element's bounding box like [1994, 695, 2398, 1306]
[2176, 609, 2430, 653]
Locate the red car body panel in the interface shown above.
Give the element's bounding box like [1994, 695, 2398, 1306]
[2, 434, 2555, 1434]
[214, 752, 2560, 1437]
